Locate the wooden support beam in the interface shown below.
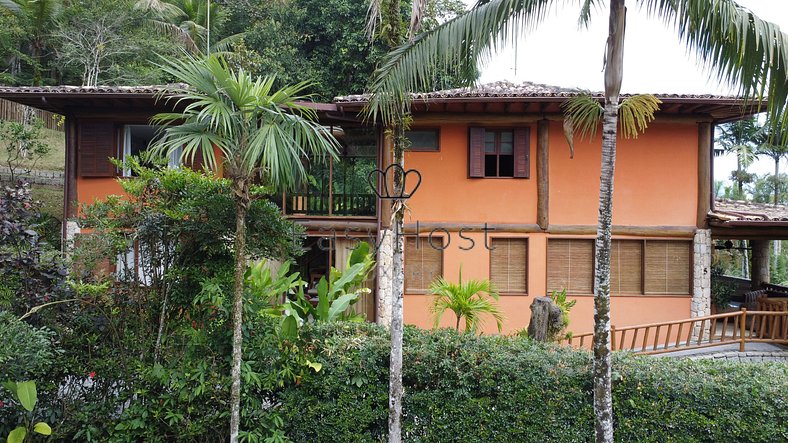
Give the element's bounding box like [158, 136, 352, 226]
[403, 223, 542, 233]
[380, 130, 394, 229]
[698, 122, 712, 228]
[537, 119, 549, 230]
[548, 225, 696, 237]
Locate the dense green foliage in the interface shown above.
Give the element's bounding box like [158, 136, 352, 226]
[0, 0, 466, 97]
[278, 323, 787, 443]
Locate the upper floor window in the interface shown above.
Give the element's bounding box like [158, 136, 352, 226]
[469, 127, 529, 178]
[405, 128, 440, 151]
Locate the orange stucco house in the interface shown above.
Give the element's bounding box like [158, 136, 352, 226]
[0, 81, 764, 334]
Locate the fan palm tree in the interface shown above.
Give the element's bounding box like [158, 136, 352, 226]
[151, 54, 339, 443]
[429, 271, 504, 333]
[365, 1, 788, 442]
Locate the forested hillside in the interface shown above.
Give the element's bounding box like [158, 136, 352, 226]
[0, 0, 465, 100]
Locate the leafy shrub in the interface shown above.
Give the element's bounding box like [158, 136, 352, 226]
[274, 323, 788, 443]
[0, 312, 57, 437]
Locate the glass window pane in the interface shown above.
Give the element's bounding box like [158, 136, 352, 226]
[406, 129, 439, 151]
[500, 131, 513, 143]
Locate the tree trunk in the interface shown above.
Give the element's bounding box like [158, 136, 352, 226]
[593, 1, 625, 442]
[229, 180, 250, 443]
[388, 123, 405, 443]
[774, 158, 780, 205]
[736, 159, 743, 196]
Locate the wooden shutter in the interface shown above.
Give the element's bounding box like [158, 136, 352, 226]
[513, 127, 530, 178]
[469, 127, 485, 178]
[644, 240, 691, 294]
[490, 238, 527, 293]
[547, 239, 594, 294]
[611, 240, 642, 295]
[405, 237, 443, 292]
[78, 122, 117, 177]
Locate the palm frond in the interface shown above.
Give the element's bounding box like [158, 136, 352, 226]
[428, 273, 503, 333]
[562, 94, 603, 141]
[0, 0, 22, 14]
[618, 94, 661, 139]
[365, 0, 557, 125]
[365, 0, 383, 42]
[150, 53, 339, 189]
[643, 0, 788, 139]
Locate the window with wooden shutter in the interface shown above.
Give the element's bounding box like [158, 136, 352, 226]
[490, 238, 527, 294]
[611, 240, 642, 295]
[644, 240, 691, 294]
[469, 127, 529, 178]
[513, 128, 529, 178]
[469, 127, 485, 177]
[405, 237, 443, 292]
[547, 239, 594, 294]
[78, 122, 117, 177]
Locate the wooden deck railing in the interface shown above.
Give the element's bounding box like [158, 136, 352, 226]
[561, 309, 788, 355]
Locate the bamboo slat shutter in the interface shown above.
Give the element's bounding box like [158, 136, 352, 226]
[644, 240, 691, 294]
[78, 122, 116, 177]
[469, 127, 485, 177]
[547, 239, 594, 294]
[611, 240, 642, 295]
[405, 237, 443, 292]
[513, 128, 530, 178]
[490, 238, 527, 293]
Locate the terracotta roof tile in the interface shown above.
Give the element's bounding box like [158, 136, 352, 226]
[711, 199, 788, 222]
[334, 80, 745, 103]
[0, 84, 187, 95]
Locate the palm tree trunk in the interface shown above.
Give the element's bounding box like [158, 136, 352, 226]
[593, 1, 625, 442]
[736, 159, 743, 196]
[229, 180, 249, 443]
[774, 158, 780, 204]
[388, 123, 405, 443]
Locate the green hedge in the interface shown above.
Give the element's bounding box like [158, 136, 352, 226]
[277, 323, 787, 443]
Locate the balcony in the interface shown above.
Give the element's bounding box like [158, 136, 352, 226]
[283, 127, 377, 218]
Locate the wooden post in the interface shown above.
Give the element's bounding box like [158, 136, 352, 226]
[610, 325, 616, 351]
[740, 309, 747, 352]
[380, 130, 394, 228]
[536, 119, 549, 230]
[697, 122, 712, 228]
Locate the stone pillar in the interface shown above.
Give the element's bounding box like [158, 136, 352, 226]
[692, 229, 712, 319]
[750, 240, 770, 289]
[376, 228, 394, 327]
[692, 229, 712, 340]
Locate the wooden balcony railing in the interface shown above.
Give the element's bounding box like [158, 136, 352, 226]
[561, 309, 788, 355]
[286, 192, 376, 217]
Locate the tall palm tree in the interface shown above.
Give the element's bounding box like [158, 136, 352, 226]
[755, 120, 788, 204]
[135, 0, 239, 54]
[716, 118, 759, 198]
[151, 54, 340, 443]
[429, 271, 504, 333]
[365, 1, 788, 442]
[0, 0, 62, 84]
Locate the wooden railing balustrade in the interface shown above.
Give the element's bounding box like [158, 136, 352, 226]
[561, 309, 788, 355]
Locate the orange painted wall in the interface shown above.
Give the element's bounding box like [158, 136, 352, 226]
[402, 118, 698, 335]
[549, 121, 698, 226]
[403, 231, 692, 335]
[403, 124, 538, 224]
[76, 177, 125, 211]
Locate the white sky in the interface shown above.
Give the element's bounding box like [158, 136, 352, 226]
[465, 0, 788, 190]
